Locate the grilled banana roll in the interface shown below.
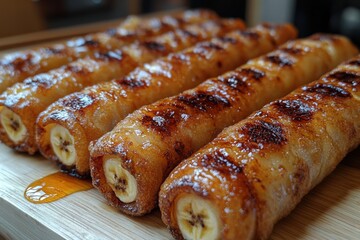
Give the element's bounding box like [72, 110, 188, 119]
[0, 18, 245, 154]
[89, 34, 358, 216]
[37, 23, 297, 177]
[0, 9, 218, 93]
[159, 55, 360, 240]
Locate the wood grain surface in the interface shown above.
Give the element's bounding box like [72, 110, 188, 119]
[0, 144, 359, 239]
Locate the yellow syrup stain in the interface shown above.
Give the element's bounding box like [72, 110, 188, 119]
[24, 172, 93, 203]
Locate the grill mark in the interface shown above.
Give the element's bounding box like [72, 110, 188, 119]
[141, 41, 167, 52]
[279, 47, 305, 55]
[94, 50, 123, 61]
[169, 16, 185, 25]
[61, 93, 95, 110]
[44, 47, 67, 55]
[79, 39, 101, 48]
[309, 34, 339, 42]
[219, 68, 265, 93]
[265, 54, 294, 67]
[177, 91, 230, 112]
[304, 83, 351, 98]
[200, 149, 243, 174]
[65, 65, 90, 76]
[115, 75, 147, 88]
[5, 54, 32, 72]
[24, 74, 52, 88]
[181, 29, 199, 38]
[237, 30, 260, 40]
[243, 120, 286, 145]
[347, 59, 360, 66]
[106, 28, 117, 36]
[326, 71, 360, 87]
[260, 23, 276, 29]
[217, 36, 238, 44]
[197, 42, 224, 51]
[141, 103, 184, 136]
[273, 99, 314, 122]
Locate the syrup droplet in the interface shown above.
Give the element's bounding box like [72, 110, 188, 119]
[24, 172, 93, 203]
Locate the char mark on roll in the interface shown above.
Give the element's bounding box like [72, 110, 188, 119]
[115, 75, 147, 88]
[200, 149, 243, 174]
[141, 41, 167, 52]
[326, 71, 360, 87]
[304, 83, 351, 98]
[219, 68, 265, 93]
[265, 54, 294, 67]
[94, 50, 123, 62]
[237, 30, 260, 40]
[61, 92, 96, 111]
[196, 42, 224, 51]
[347, 59, 360, 66]
[217, 36, 238, 44]
[279, 46, 305, 55]
[273, 98, 314, 122]
[79, 39, 101, 48]
[242, 120, 286, 145]
[177, 91, 230, 112]
[309, 34, 339, 42]
[140, 102, 187, 136]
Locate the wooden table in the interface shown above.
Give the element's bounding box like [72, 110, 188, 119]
[0, 13, 359, 240]
[1, 144, 359, 239]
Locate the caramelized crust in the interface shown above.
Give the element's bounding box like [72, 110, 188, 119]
[0, 18, 245, 154]
[87, 24, 298, 214]
[37, 23, 296, 177]
[0, 9, 219, 93]
[89, 34, 358, 216]
[159, 56, 360, 239]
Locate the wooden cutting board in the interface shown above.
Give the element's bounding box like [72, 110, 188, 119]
[1, 143, 359, 240]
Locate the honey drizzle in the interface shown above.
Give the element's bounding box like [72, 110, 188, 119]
[24, 172, 93, 203]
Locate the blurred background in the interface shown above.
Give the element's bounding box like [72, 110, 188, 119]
[0, 0, 359, 48]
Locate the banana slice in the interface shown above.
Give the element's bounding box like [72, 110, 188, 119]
[176, 195, 221, 240]
[103, 158, 137, 203]
[0, 107, 27, 143]
[50, 124, 76, 166]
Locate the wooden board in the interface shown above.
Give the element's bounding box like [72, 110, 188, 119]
[1, 143, 359, 240]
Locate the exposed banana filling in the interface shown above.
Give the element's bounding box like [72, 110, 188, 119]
[0, 107, 27, 143]
[176, 195, 221, 240]
[103, 158, 138, 203]
[50, 124, 76, 166]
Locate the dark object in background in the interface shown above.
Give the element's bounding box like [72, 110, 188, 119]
[295, 0, 360, 47]
[38, 0, 130, 29]
[39, 0, 113, 18]
[189, 0, 247, 19]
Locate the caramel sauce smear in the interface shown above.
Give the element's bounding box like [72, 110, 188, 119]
[24, 172, 93, 203]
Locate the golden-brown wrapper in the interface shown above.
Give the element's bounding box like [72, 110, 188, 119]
[0, 9, 219, 93]
[0, 18, 245, 154]
[88, 23, 299, 215]
[36, 21, 262, 175]
[159, 55, 360, 239]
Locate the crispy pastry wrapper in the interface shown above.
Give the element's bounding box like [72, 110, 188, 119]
[37, 23, 295, 176]
[0, 18, 245, 154]
[88, 23, 301, 214]
[89, 34, 358, 216]
[0, 9, 219, 93]
[159, 55, 360, 239]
